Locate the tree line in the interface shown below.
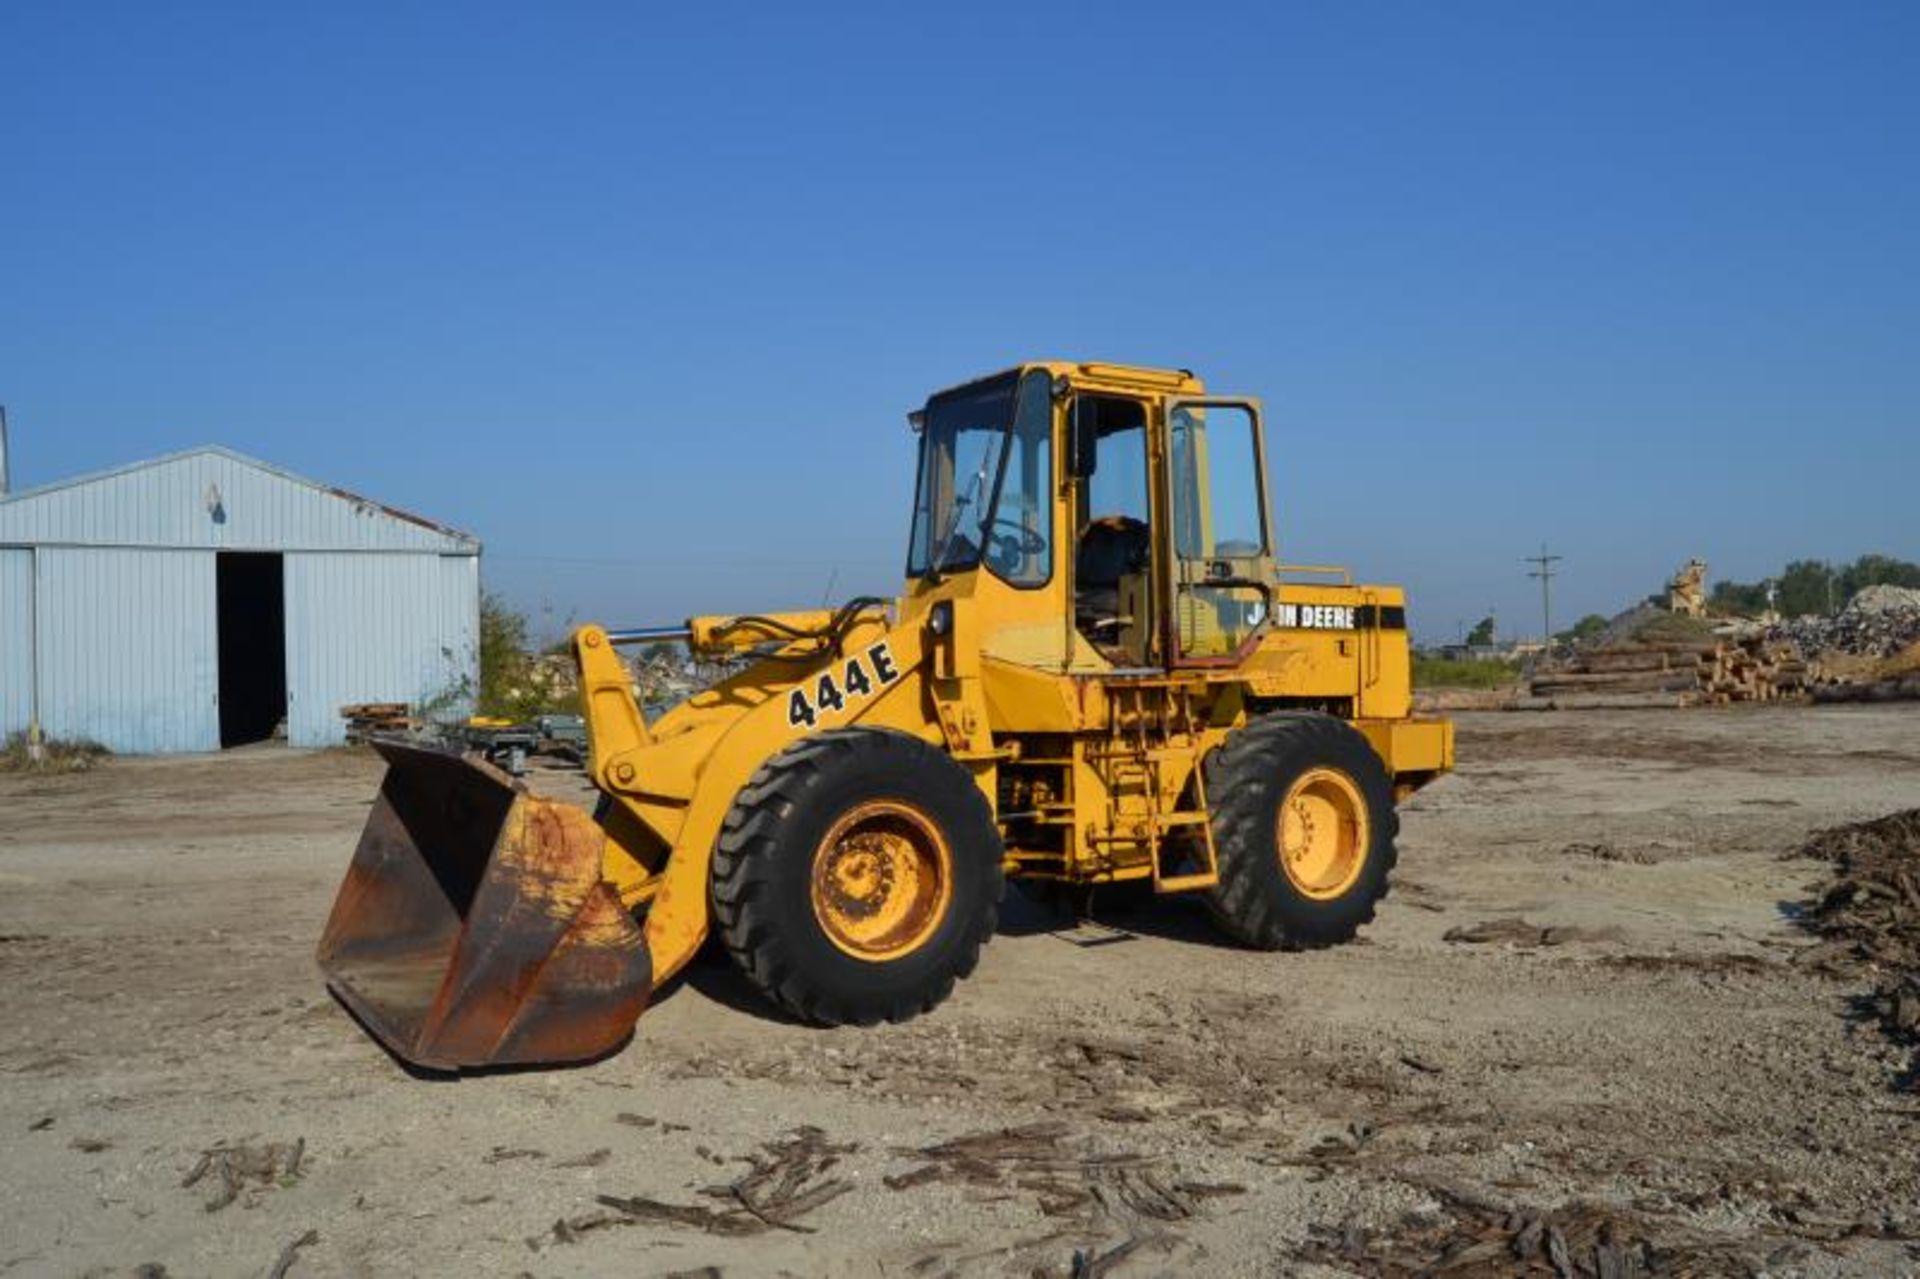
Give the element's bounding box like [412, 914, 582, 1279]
[1709, 554, 1920, 618]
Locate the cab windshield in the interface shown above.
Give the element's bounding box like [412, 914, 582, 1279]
[906, 370, 1052, 584]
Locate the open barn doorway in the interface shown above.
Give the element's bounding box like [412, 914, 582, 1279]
[216, 552, 287, 747]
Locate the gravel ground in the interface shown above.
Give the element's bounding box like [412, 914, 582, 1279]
[2, 706, 1917, 1277]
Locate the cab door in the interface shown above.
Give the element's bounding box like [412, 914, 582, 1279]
[1157, 397, 1277, 666]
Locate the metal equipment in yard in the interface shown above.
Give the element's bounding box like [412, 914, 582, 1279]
[317, 361, 1453, 1069]
[454, 717, 541, 776]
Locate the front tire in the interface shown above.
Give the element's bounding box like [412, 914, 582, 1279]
[1203, 713, 1398, 949]
[710, 728, 1004, 1025]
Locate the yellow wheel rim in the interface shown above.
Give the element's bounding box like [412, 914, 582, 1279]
[1277, 767, 1370, 900]
[809, 800, 953, 961]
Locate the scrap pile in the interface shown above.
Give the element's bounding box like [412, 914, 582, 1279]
[1527, 633, 1804, 709]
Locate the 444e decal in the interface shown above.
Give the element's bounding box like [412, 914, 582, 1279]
[787, 642, 901, 729]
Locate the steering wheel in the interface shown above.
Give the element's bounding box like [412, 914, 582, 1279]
[986, 518, 1046, 574]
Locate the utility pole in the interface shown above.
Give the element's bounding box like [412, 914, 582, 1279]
[1524, 543, 1563, 650]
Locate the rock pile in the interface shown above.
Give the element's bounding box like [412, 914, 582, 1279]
[1765, 585, 1920, 702]
[1770, 586, 1920, 661]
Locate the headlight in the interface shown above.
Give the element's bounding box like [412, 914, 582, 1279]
[928, 601, 953, 637]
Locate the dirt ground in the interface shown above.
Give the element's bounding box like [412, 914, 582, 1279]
[3, 707, 1918, 1278]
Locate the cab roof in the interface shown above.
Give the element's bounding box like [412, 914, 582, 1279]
[924, 361, 1207, 405]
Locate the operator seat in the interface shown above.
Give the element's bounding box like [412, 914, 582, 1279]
[1075, 515, 1150, 640]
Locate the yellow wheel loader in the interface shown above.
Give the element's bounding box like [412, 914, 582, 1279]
[317, 361, 1453, 1070]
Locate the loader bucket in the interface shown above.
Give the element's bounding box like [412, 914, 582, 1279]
[317, 741, 652, 1070]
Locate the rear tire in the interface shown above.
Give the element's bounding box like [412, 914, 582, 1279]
[711, 728, 1004, 1025]
[1203, 713, 1398, 949]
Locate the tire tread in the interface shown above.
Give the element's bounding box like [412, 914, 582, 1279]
[1202, 713, 1399, 950]
[710, 727, 1003, 1025]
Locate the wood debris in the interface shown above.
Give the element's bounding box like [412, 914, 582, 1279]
[1563, 841, 1661, 865]
[180, 1137, 305, 1212]
[613, 1111, 688, 1133]
[482, 1145, 546, 1164]
[1301, 1192, 1753, 1277]
[590, 1194, 762, 1237]
[883, 1121, 1223, 1234]
[553, 1147, 611, 1169]
[1070, 1233, 1176, 1277]
[264, 1229, 319, 1279]
[535, 1126, 854, 1250]
[1442, 918, 1614, 949]
[1795, 809, 1920, 1085]
[703, 1124, 855, 1233]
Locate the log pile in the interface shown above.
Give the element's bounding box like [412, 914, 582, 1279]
[1527, 636, 1805, 709]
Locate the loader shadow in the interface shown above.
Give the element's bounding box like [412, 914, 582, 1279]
[996, 881, 1229, 949]
[668, 892, 1234, 1030]
[676, 945, 808, 1026]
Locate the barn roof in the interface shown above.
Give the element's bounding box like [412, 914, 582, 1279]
[0, 445, 478, 554]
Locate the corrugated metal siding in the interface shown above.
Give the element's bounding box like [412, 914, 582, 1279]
[285, 552, 479, 747]
[34, 548, 219, 753]
[0, 549, 31, 738]
[0, 449, 473, 554]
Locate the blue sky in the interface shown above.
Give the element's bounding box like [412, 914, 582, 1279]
[3, 2, 1914, 643]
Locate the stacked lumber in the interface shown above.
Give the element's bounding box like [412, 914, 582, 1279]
[1698, 636, 1806, 704]
[1526, 636, 1804, 709]
[341, 702, 419, 741]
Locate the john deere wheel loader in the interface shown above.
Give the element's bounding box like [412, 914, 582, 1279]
[318, 361, 1453, 1069]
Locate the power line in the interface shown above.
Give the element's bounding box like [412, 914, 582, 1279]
[1523, 543, 1563, 646]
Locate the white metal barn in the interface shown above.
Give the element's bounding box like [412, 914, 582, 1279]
[0, 446, 480, 752]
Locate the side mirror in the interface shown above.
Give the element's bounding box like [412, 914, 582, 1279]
[1067, 399, 1097, 479]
